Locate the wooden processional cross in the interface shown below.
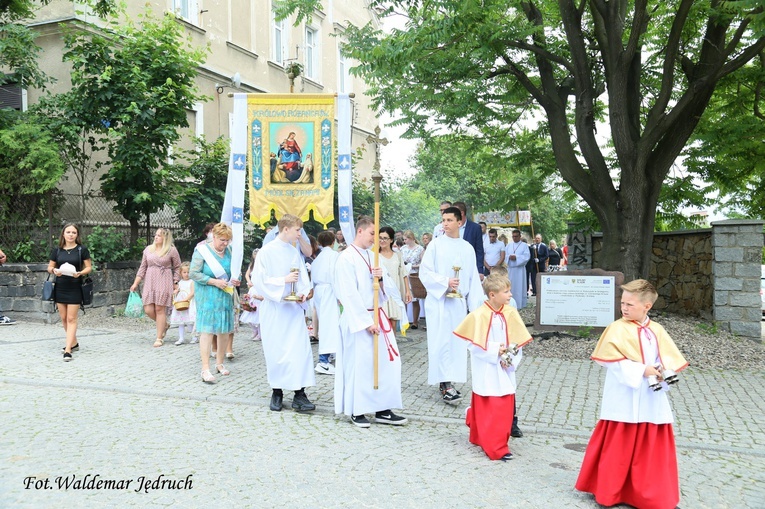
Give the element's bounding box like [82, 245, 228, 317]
[366, 126, 388, 390]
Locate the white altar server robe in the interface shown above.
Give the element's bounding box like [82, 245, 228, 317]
[253, 238, 315, 390]
[311, 247, 341, 355]
[419, 235, 485, 385]
[333, 246, 403, 416]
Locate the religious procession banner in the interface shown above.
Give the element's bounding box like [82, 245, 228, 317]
[248, 94, 335, 226]
[474, 210, 532, 227]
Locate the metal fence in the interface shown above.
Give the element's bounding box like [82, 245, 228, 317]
[2, 191, 268, 264]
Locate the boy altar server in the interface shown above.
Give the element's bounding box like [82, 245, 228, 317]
[419, 206, 485, 404]
[333, 216, 407, 428]
[576, 279, 688, 509]
[253, 214, 316, 412]
[454, 274, 532, 461]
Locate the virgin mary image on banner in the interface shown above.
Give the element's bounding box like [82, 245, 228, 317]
[270, 124, 314, 184]
[248, 94, 335, 227]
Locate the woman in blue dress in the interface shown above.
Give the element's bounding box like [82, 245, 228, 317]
[189, 223, 241, 383]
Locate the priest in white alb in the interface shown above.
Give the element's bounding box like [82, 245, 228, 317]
[333, 216, 407, 428]
[419, 206, 485, 405]
[504, 229, 531, 309]
[253, 214, 316, 413]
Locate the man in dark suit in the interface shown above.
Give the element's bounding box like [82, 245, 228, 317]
[453, 202, 485, 279]
[527, 233, 549, 296]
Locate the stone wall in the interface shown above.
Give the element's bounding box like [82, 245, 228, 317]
[710, 220, 764, 339]
[591, 229, 714, 317]
[0, 261, 139, 323]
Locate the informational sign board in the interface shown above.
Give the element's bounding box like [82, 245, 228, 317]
[534, 269, 624, 332]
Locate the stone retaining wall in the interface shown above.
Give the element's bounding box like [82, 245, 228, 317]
[576, 219, 764, 341]
[591, 229, 714, 317]
[0, 261, 139, 323]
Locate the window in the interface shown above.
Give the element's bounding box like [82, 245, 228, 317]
[0, 82, 24, 111]
[272, 10, 287, 65]
[305, 27, 319, 80]
[338, 47, 352, 93]
[173, 0, 198, 24]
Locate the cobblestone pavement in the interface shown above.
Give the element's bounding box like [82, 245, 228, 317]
[1, 319, 763, 508]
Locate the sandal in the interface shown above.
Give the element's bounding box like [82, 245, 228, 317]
[226, 352, 235, 360]
[161, 322, 170, 339]
[153, 338, 164, 348]
[201, 370, 216, 383]
[216, 364, 230, 375]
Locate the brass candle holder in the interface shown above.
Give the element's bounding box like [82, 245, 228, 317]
[445, 266, 462, 298]
[283, 267, 302, 302]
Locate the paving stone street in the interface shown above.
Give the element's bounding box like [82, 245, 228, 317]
[1, 318, 763, 508]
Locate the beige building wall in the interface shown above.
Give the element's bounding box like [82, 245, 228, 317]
[23, 0, 380, 197]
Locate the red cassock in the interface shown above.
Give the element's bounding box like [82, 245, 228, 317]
[575, 420, 679, 509]
[465, 393, 515, 460]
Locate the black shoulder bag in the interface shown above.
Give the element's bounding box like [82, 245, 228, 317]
[42, 248, 58, 301]
[79, 247, 94, 307]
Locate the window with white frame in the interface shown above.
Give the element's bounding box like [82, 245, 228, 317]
[305, 26, 319, 81]
[173, 0, 198, 25]
[272, 10, 287, 65]
[338, 46, 352, 93]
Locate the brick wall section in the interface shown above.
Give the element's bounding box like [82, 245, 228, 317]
[711, 220, 764, 340]
[591, 229, 714, 317]
[0, 262, 139, 323]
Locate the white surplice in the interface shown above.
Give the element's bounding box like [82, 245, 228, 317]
[419, 235, 486, 385]
[253, 238, 315, 390]
[597, 325, 674, 424]
[467, 314, 523, 397]
[333, 245, 403, 416]
[504, 241, 531, 309]
[311, 247, 341, 355]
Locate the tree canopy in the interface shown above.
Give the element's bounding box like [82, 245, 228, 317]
[51, 9, 208, 241]
[282, 0, 765, 280]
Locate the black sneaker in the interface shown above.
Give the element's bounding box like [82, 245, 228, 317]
[291, 392, 316, 412]
[351, 415, 371, 428]
[63, 352, 73, 362]
[375, 410, 407, 425]
[500, 452, 514, 461]
[61, 343, 79, 353]
[442, 388, 462, 405]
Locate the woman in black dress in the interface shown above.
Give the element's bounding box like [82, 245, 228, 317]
[47, 223, 92, 361]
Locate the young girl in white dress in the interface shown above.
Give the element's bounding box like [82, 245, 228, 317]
[241, 249, 263, 340]
[171, 262, 197, 345]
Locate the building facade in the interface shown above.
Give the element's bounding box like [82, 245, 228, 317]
[14, 0, 380, 224]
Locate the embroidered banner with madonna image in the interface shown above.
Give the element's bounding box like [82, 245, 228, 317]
[248, 94, 335, 226]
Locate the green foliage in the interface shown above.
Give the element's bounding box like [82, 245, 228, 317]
[170, 137, 230, 236]
[406, 134, 574, 241]
[10, 237, 49, 263]
[87, 226, 133, 265]
[695, 321, 720, 335]
[54, 8, 208, 240]
[0, 110, 65, 251]
[685, 57, 765, 219]
[280, 0, 765, 280]
[575, 325, 594, 340]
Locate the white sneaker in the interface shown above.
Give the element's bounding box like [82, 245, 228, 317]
[315, 363, 335, 375]
[190, 336, 199, 344]
[175, 338, 186, 346]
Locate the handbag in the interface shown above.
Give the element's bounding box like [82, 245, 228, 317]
[81, 276, 94, 306]
[77, 247, 94, 306]
[42, 274, 55, 301]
